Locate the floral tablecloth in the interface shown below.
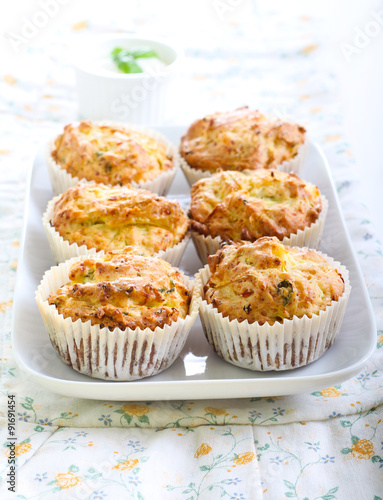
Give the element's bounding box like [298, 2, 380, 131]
[1, 4, 383, 499]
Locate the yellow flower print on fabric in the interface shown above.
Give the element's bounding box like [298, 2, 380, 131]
[72, 20, 88, 31]
[351, 439, 374, 460]
[301, 43, 318, 55]
[325, 134, 341, 142]
[0, 300, 12, 313]
[15, 442, 32, 456]
[194, 443, 212, 458]
[234, 452, 255, 465]
[204, 407, 228, 416]
[320, 387, 342, 398]
[3, 75, 17, 85]
[5, 442, 32, 458]
[112, 458, 139, 471]
[115, 403, 152, 426]
[55, 472, 82, 489]
[120, 404, 150, 417]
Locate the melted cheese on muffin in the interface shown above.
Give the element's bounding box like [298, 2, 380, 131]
[190, 169, 321, 241]
[180, 107, 306, 172]
[48, 247, 191, 331]
[51, 183, 188, 254]
[52, 121, 173, 185]
[204, 237, 345, 325]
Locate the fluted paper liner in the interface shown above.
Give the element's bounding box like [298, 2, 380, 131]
[192, 195, 328, 265]
[46, 122, 179, 196]
[42, 194, 190, 266]
[180, 137, 309, 187]
[35, 256, 202, 381]
[196, 250, 351, 371]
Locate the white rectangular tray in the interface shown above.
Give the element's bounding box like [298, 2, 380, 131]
[12, 127, 376, 401]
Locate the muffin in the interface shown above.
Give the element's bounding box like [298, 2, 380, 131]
[189, 169, 327, 264]
[180, 107, 307, 185]
[197, 237, 351, 371]
[43, 182, 190, 266]
[35, 247, 202, 380]
[47, 120, 178, 195]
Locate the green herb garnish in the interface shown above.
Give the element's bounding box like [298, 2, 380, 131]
[158, 277, 176, 295]
[157, 286, 175, 294]
[111, 46, 159, 74]
[277, 279, 294, 305]
[131, 47, 159, 59]
[84, 269, 95, 282]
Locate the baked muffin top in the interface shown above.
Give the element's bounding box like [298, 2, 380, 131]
[48, 247, 191, 331]
[51, 183, 189, 254]
[52, 121, 173, 185]
[190, 169, 321, 241]
[204, 237, 345, 325]
[180, 107, 306, 172]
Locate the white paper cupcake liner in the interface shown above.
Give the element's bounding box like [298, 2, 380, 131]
[196, 250, 351, 371]
[46, 121, 179, 196]
[179, 137, 309, 187]
[191, 195, 328, 265]
[35, 256, 202, 381]
[179, 156, 213, 187]
[278, 136, 309, 175]
[42, 194, 190, 266]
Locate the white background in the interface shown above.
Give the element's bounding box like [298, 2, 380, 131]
[1, 0, 383, 238]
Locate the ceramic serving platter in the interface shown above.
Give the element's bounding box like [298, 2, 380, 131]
[11, 126, 376, 401]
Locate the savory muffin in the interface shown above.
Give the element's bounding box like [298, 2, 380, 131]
[52, 120, 174, 185]
[197, 237, 350, 371]
[49, 182, 189, 257]
[48, 247, 191, 331]
[180, 107, 306, 174]
[204, 237, 345, 325]
[190, 169, 322, 242]
[36, 248, 202, 380]
[189, 169, 327, 263]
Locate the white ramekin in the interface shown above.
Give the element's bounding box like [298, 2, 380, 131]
[72, 35, 183, 125]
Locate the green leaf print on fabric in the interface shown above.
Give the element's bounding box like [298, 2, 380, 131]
[255, 435, 339, 500]
[164, 428, 254, 499]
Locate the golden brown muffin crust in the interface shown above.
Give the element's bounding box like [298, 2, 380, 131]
[52, 121, 173, 185]
[190, 170, 321, 241]
[48, 247, 191, 331]
[180, 107, 306, 172]
[51, 183, 189, 254]
[204, 237, 345, 325]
